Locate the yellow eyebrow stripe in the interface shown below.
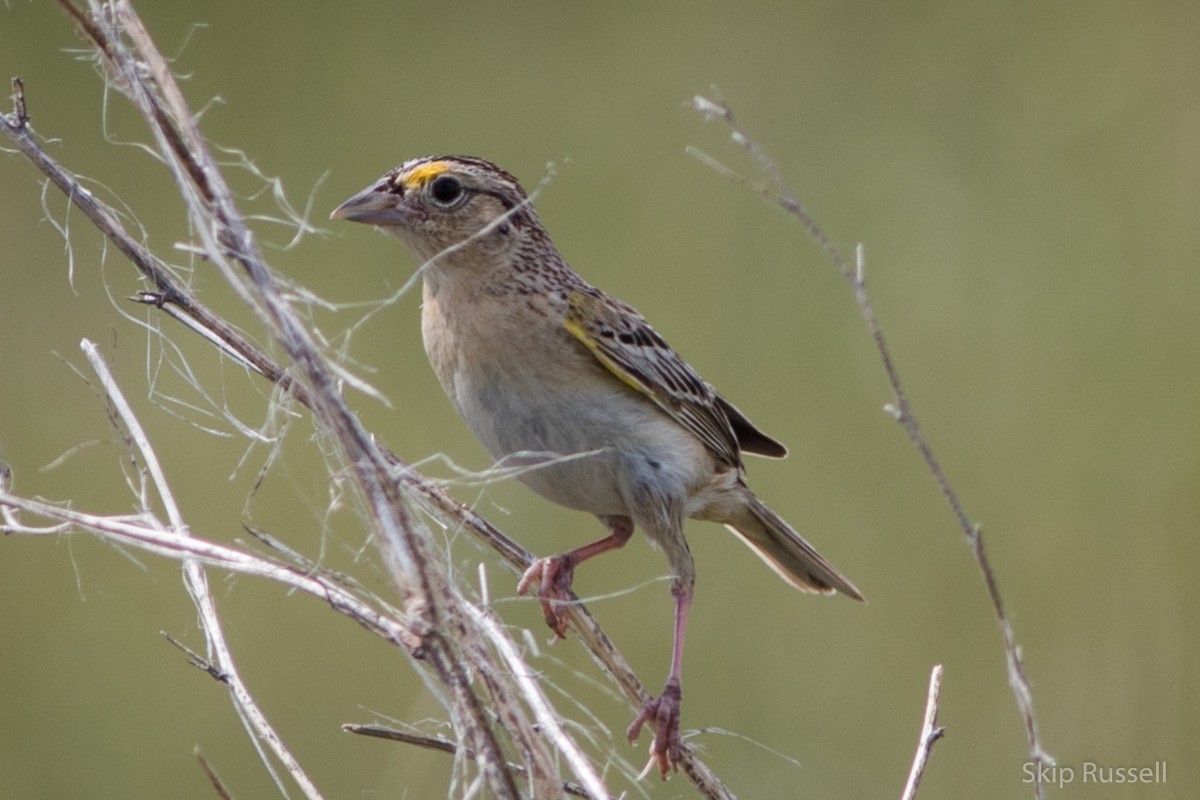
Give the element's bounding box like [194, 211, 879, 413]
[400, 161, 451, 189]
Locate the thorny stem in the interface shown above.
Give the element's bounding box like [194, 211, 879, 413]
[690, 94, 1050, 799]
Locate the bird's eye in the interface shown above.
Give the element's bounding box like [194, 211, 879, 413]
[430, 175, 465, 206]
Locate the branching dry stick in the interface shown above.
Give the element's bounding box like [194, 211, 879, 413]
[900, 665, 946, 800]
[1, 3, 738, 799]
[79, 341, 323, 799]
[2, 77, 309, 406]
[0, 494, 422, 650]
[689, 95, 1050, 798]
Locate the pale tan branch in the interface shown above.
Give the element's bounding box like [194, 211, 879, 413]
[78, 338, 326, 799]
[900, 664, 946, 800]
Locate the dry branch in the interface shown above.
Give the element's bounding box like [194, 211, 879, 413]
[900, 665, 946, 800]
[1, 2, 736, 798]
[689, 94, 1050, 799]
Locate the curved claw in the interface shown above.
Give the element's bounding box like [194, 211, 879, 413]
[627, 680, 682, 778]
[517, 556, 575, 638]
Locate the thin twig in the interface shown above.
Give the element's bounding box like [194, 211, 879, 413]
[195, 749, 235, 800]
[343, 725, 611, 800]
[0, 74, 309, 406]
[10, 77, 28, 125]
[689, 94, 1050, 797]
[0, 493, 420, 651]
[900, 665, 945, 800]
[79, 339, 325, 799]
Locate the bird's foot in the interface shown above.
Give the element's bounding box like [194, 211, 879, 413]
[627, 678, 682, 779]
[517, 555, 576, 638]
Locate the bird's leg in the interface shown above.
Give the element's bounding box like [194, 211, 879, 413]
[517, 519, 633, 638]
[627, 579, 692, 778]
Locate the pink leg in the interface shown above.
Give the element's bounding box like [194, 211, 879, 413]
[517, 520, 633, 638]
[627, 582, 692, 777]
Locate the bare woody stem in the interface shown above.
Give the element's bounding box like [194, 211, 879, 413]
[689, 94, 1049, 800]
[900, 664, 946, 800]
[2, 2, 736, 798]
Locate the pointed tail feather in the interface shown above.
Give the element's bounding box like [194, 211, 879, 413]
[725, 496, 864, 602]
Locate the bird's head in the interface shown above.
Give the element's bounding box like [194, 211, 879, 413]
[331, 155, 541, 268]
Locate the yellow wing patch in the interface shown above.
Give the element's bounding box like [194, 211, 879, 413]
[563, 289, 743, 466]
[564, 291, 649, 395]
[563, 313, 648, 395]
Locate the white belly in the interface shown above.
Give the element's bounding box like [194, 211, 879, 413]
[421, 280, 715, 522]
[453, 361, 709, 517]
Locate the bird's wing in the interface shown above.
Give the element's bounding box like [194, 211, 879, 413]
[563, 287, 747, 467]
[716, 395, 788, 459]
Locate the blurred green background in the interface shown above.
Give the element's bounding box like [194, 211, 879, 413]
[2, 1, 1196, 798]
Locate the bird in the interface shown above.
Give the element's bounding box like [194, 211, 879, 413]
[331, 155, 863, 777]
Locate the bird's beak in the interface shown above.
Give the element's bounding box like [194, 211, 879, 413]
[330, 181, 412, 226]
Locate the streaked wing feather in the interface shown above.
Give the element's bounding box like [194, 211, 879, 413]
[717, 395, 788, 458]
[564, 288, 742, 466]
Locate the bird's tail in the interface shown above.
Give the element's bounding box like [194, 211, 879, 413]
[725, 495, 865, 602]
